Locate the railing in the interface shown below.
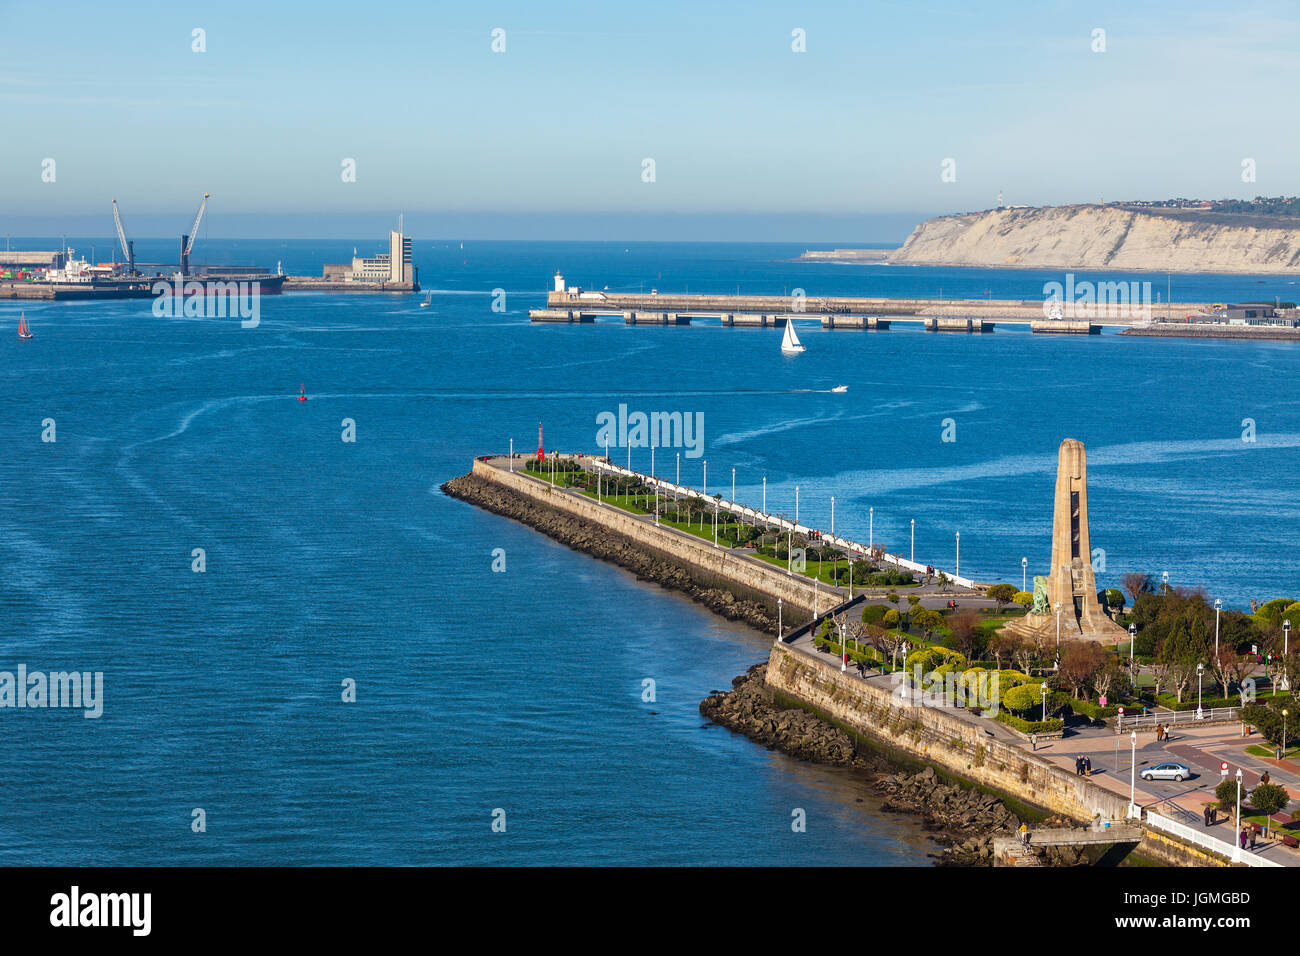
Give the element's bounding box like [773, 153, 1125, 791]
[1117, 706, 1239, 731]
[1145, 811, 1284, 867]
[583, 457, 978, 589]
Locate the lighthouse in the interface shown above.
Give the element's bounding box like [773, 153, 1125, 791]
[553, 271, 565, 293]
[537, 422, 544, 461]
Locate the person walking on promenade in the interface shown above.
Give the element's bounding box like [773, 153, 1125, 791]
[1239, 828, 1249, 851]
[1085, 756, 1092, 775]
[1249, 827, 1258, 851]
[1202, 805, 1211, 826]
[1074, 756, 1082, 776]
[1260, 771, 1271, 787]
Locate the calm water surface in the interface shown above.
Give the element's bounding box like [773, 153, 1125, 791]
[1, 240, 1297, 864]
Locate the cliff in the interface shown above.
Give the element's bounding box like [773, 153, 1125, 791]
[891, 204, 1300, 274]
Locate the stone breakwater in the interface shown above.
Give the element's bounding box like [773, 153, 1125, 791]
[442, 472, 778, 633]
[698, 664, 1089, 865]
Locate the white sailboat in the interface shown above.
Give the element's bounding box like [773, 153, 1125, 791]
[420, 290, 432, 308]
[781, 320, 805, 354]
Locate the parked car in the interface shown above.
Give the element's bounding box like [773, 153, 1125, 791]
[1141, 762, 1193, 782]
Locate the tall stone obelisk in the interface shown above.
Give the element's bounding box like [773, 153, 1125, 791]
[1010, 439, 1125, 643]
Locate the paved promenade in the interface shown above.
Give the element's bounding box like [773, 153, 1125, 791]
[789, 626, 1300, 865]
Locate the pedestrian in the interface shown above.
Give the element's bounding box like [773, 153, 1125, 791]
[1260, 771, 1271, 787]
[1084, 756, 1092, 776]
[1209, 805, 1217, 825]
[1074, 756, 1082, 776]
[1239, 828, 1248, 850]
[1202, 805, 1210, 826]
[1249, 827, 1258, 851]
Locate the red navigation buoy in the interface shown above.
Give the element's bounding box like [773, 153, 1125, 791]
[298, 383, 307, 402]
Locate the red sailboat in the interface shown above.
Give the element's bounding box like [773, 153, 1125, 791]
[298, 383, 307, 402]
[17, 312, 32, 339]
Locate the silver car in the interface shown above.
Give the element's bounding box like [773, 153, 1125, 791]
[1141, 762, 1193, 782]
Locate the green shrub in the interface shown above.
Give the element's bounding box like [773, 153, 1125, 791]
[1002, 682, 1047, 713]
[861, 604, 890, 626]
[1251, 782, 1291, 817]
[1216, 778, 1244, 812]
[1012, 591, 1034, 609]
[994, 711, 1064, 735]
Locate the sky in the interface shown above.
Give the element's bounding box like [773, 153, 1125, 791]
[1, 0, 1297, 240]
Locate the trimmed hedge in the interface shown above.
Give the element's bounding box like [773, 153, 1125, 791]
[995, 711, 1065, 735]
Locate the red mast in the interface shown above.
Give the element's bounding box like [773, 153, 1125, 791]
[537, 422, 544, 461]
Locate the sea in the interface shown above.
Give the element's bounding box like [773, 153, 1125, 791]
[1, 238, 1298, 865]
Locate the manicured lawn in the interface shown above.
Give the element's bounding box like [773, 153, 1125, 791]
[1245, 744, 1299, 760]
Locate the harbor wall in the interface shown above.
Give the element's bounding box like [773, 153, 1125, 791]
[470, 458, 825, 615]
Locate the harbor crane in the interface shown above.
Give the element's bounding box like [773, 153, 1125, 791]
[111, 199, 136, 276]
[180, 192, 210, 276]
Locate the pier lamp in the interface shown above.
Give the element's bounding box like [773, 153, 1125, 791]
[911, 520, 915, 563]
[1130, 732, 1140, 819]
[1196, 663, 1204, 720]
[1021, 557, 1027, 592]
[778, 598, 783, 640]
[1040, 683, 1048, 722]
[1235, 768, 1243, 859]
[1213, 598, 1222, 663]
[955, 531, 960, 579]
[1129, 622, 1137, 672]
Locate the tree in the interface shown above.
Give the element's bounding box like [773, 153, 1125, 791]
[1094, 660, 1131, 702]
[1011, 636, 1038, 675]
[986, 584, 1017, 610]
[1250, 783, 1291, 817]
[1059, 641, 1107, 699]
[913, 609, 945, 642]
[1215, 777, 1243, 813]
[946, 609, 983, 661]
[990, 629, 1019, 670]
[1122, 572, 1154, 603]
[1013, 591, 1034, 610]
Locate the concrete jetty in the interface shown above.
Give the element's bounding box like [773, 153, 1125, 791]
[529, 288, 1210, 331]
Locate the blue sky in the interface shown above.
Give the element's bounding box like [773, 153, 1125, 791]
[2, 0, 1297, 239]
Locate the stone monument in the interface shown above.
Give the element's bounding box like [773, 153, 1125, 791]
[1008, 439, 1126, 645]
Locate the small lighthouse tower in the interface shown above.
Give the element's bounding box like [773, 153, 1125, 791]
[553, 271, 565, 293]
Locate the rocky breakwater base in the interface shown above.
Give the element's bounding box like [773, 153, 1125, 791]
[701, 665, 1092, 866]
[441, 472, 778, 633]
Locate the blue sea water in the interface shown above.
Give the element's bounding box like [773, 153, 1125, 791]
[2, 240, 1299, 865]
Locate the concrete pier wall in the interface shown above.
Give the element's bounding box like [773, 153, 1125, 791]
[471, 459, 825, 614]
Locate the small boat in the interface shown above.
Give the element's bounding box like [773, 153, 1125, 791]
[420, 291, 432, 308]
[18, 312, 32, 339]
[780, 320, 805, 354]
[298, 383, 307, 403]
[831, 385, 848, 393]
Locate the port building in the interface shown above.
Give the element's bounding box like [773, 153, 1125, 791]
[323, 230, 415, 285]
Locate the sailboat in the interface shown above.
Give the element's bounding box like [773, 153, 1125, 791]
[17, 312, 32, 339]
[420, 291, 432, 308]
[780, 320, 804, 354]
[831, 385, 848, 393]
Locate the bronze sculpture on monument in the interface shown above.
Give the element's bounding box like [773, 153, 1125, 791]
[1008, 439, 1127, 647]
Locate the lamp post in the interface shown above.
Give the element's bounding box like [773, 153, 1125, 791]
[703, 460, 707, 500]
[1129, 622, 1137, 673]
[676, 452, 680, 490]
[1284, 708, 1291, 760]
[1130, 732, 1140, 818]
[651, 444, 658, 525]
[1054, 602, 1063, 665]
[731, 467, 735, 506]
[1041, 682, 1048, 722]
[1235, 768, 1243, 860]
[840, 621, 847, 672]
[955, 531, 960, 579]
[1162, 570, 1169, 594]
[1284, 619, 1292, 691]
[509, 438, 513, 472]
[1213, 597, 1222, 663]
[869, 507, 873, 549]
[910, 519, 915, 562]
[831, 496, 835, 538]
[778, 598, 783, 640]
[1022, 557, 1028, 592]
[762, 476, 766, 515]
[795, 485, 800, 526]
[1196, 662, 1204, 720]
